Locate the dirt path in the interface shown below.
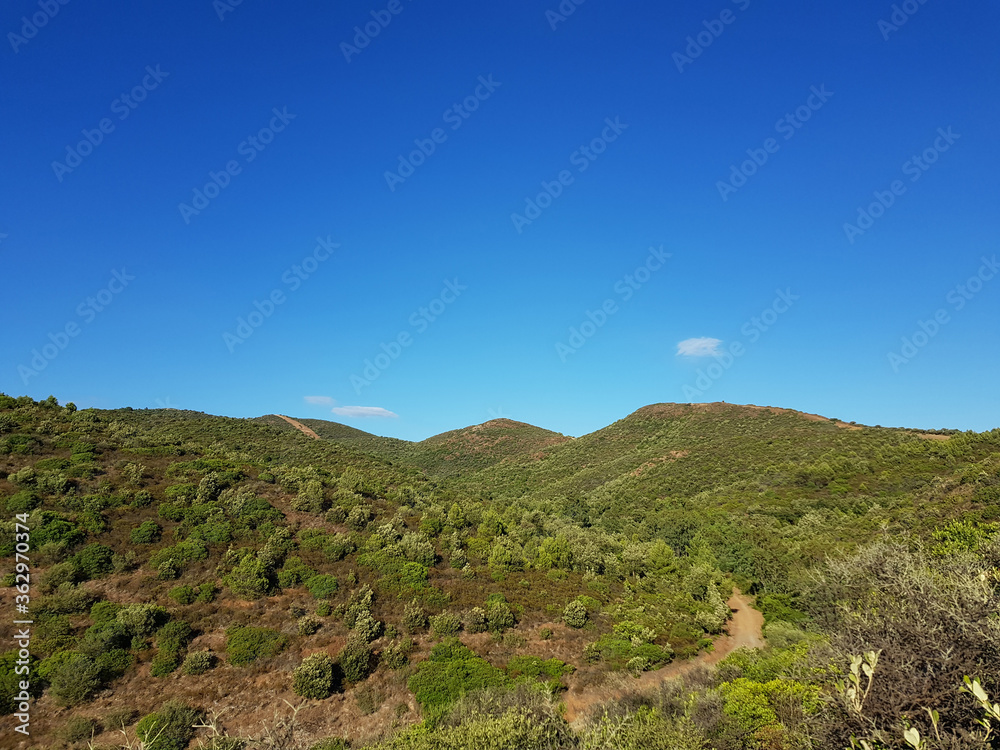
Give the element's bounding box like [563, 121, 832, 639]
[275, 414, 321, 440]
[563, 590, 764, 722]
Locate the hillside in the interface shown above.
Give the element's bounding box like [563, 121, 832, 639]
[1, 394, 998, 750]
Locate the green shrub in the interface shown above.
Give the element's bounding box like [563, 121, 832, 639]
[298, 615, 321, 636]
[225, 554, 276, 600]
[0, 650, 42, 714]
[95, 648, 133, 681]
[5, 490, 40, 513]
[197, 582, 218, 603]
[136, 700, 201, 750]
[486, 600, 515, 632]
[169, 585, 197, 605]
[339, 635, 373, 683]
[381, 639, 412, 670]
[116, 604, 169, 637]
[310, 740, 350, 750]
[226, 626, 288, 666]
[90, 600, 121, 626]
[408, 639, 510, 713]
[430, 612, 462, 639]
[181, 650, 216, 676]
[293, 653, 336, 699]
[44, 652, 102, 706]
[305, 574, 339, 599]
[130, 520, 162, 545]
[403, 600, 428, 633]
[563, 600, 588, 628]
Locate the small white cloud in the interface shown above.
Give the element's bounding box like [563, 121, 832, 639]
[331, 406, 399, 419]
[677, 337, 723, 357]
[304, 396, 335, 406]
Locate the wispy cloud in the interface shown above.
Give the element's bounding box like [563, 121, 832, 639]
[677, 337, 723, 357]
[331, 406, 398, 419]
[304, 396, 335, 406]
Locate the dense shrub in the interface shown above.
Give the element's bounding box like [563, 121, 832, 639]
[563, 600, 588, 628]
[339, 634, 373, 683]
[71, 543, 115, 579]
[43, 652, 102, 706]
[225, 554, 276, 600]
[305, 574, 339, 599]
[168, 584, 197, 605]
[130, 520, 162, 545]
[226, 626, 288, 666]
[293, 653, 336, 699]
[430, 612, 462, 639]
[408, 640, 511, 716]
[181, 650, 216, 676]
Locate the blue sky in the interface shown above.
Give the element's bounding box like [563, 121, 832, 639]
[2, 0, 998, 441]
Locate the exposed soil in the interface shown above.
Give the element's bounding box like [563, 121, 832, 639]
[562, 590, 765, 723]
[275, 414, 321, 440]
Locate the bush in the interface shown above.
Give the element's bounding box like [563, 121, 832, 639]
[5, 490, 40, 513]
[403, 600, 428, 633]
[226, 626, 288, 666]
[182, 650, 216, 676]
[168, 585, 197, 605]
[293, 653, 336, 699]
[430, 612, 462, 639]
[310, 740, 350, 750]
[339, 635, 373, 683]
[0, 650, 42, 714]
[381, 639, 413, 670]
[130, 520, 162, 545]
[225, 554, 276, 600]
[197, 582, 218, 603]
[563, 600, 588, 628]
[305, 574, 339, 599]
[298, 615, 322, 636]
[45, 652, 102, 706]
[408, 639, 510, 713]
[486, 600, 515, 632]
[136, 700, 201, 750]
[465, 607, 488, 634]
[116, 604, 169, 637]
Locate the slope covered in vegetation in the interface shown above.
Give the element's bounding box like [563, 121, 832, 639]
[1, 395, 998, 750]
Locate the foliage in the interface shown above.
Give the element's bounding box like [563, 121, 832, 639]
[225, 626, 288, 666]
[293, 653, 336, 699]
[136, 700, 201, 750]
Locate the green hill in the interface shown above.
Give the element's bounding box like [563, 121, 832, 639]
[0, 394, 996, 750]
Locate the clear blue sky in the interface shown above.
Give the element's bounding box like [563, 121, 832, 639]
[2, 0, 998, 441]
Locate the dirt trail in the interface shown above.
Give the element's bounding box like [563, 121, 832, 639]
[275, 414, 321, 440]
[563, 590, 764, 723]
